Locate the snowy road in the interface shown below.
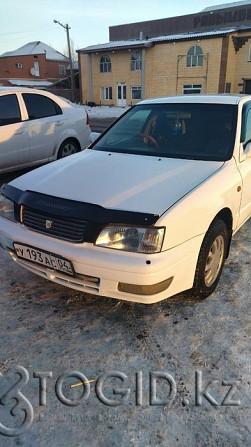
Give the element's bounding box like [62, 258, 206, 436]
[0, 217, 250, 446]
[89, 116, 117, 132]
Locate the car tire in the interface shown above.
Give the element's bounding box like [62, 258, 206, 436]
[192, 219, 229, 299]
[57, 139, 80, 159]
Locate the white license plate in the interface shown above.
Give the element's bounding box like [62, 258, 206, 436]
[14, 243, 75, 276]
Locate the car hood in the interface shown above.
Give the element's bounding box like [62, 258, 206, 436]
[10, 149, 224, 216]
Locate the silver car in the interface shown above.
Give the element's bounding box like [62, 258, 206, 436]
[0, 87, 91, 174]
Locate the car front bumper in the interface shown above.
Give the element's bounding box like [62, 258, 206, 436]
[0, 218, 204, 304]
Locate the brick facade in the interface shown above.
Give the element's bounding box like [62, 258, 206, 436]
[0, 42, 69, 87]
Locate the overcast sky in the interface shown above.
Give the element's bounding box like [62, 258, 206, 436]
[0, 0, 246, 55]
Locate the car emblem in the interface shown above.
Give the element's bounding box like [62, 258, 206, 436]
[45, 219, 53, 229]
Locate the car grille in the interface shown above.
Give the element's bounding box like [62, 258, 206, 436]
[21, 206, 88, 243]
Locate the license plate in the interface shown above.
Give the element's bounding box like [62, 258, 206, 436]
[14, 243, 75, 276]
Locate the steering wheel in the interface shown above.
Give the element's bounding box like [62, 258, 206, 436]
[139, 133, 159, 148]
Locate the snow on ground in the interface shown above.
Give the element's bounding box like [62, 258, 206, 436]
[82, 104, 130, 118]
[61, 97, 130, 118]
[0, 219, 250, 446]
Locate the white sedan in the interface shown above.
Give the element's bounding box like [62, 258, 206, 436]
[0, 95, 250, 304]
[0, 87, 91, 174]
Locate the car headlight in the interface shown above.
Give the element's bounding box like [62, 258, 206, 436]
[95, 225, 165, 253]
[0, 194, 15, 222]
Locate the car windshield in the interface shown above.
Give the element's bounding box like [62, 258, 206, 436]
[92, 103, 237, 161]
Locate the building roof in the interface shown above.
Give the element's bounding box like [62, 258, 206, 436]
[1, 41, 69, 62]
[78, 26, 242, 54]
[109, 1, 251, 42]
[77, 39, 151, 53]
[202, 0, 251, 11]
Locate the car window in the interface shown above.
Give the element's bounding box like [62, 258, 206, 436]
[22, 93, 62, 120]
[244, 109, 251, 146]
[103, 108, 152, 145]
[93, 103, 237, 162]
[0, 94, 21, 126]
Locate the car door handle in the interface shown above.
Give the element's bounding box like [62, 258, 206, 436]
[14, 130, 24, 135]
[55, 121, 63, 126]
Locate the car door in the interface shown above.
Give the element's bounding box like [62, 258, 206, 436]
[21, 92, 65, 162]
[237, 104, 251, 226]
[0, 93, 30, 173]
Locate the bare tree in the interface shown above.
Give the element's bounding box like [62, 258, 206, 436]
[62, 38, 78, 61]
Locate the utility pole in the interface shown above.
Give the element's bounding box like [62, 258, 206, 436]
[54, 19, 75, 103]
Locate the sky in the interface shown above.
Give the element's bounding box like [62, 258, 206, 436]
[0, 0, 247, 56]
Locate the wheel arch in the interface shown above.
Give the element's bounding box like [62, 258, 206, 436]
[210, 208, 233, 258]
[56, 137, 81, 159]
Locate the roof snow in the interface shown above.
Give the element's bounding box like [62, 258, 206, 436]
[8, 79, 53, 87]
[1, 41, 69, 62]
[202, 0, 251, 11]
[78, 27, 239, 53]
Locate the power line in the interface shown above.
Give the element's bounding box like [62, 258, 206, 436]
[0, 26, 56, 36]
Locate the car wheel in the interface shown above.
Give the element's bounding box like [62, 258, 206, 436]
[192, 219, 229, 299]
[57, 139, 80, 159]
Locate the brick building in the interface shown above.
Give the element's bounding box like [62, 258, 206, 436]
[77, 1, 251, 106]
[0, 41, 69, 88]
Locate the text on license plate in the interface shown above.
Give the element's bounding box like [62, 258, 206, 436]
[14, 243, 74, 276]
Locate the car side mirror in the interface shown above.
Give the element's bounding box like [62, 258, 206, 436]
[89, 132, 101, 143]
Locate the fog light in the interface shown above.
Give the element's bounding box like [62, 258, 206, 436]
[118, 277, 173, 295]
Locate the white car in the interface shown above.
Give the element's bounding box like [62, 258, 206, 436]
[0, 95, 250, 304]
[0, 87, 91, 174]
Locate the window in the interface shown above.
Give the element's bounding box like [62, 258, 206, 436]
[245, 109, 251, 144]
[131, 51, 142, 71]
[33, 61, 40, 77]
[183, 84, 202, 94]
[131, 86, 142, 100]
[186, 46, 203, 67]
[101, 87, 112, 100]
[0, 94, 21, 126]
[100, 55, 111, 73]
[22, 94, 62, 119]
[15, 63, 23, 69]
[93, 103, 237, 162]
[244, 80, 251, 94]
[59, 65, 66, 75]
[241, 105, 251, 146]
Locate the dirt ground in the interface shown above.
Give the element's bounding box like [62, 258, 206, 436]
[0, 203, 250, 446]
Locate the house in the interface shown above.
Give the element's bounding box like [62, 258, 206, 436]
[0, 41, 69, 88]
[77, 0, 251, 106]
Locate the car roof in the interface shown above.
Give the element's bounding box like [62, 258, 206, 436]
[0, 87, 72, 107]
[0, 86, 48, 95]
[138, 94, 251, 106]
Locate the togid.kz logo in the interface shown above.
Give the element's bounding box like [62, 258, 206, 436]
[0, 365, 242, 437]
[0, 366, 34, 437]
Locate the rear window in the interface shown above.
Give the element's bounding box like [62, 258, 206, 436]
[22, 93, 62, 120]
[0, 94, 21, 126]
